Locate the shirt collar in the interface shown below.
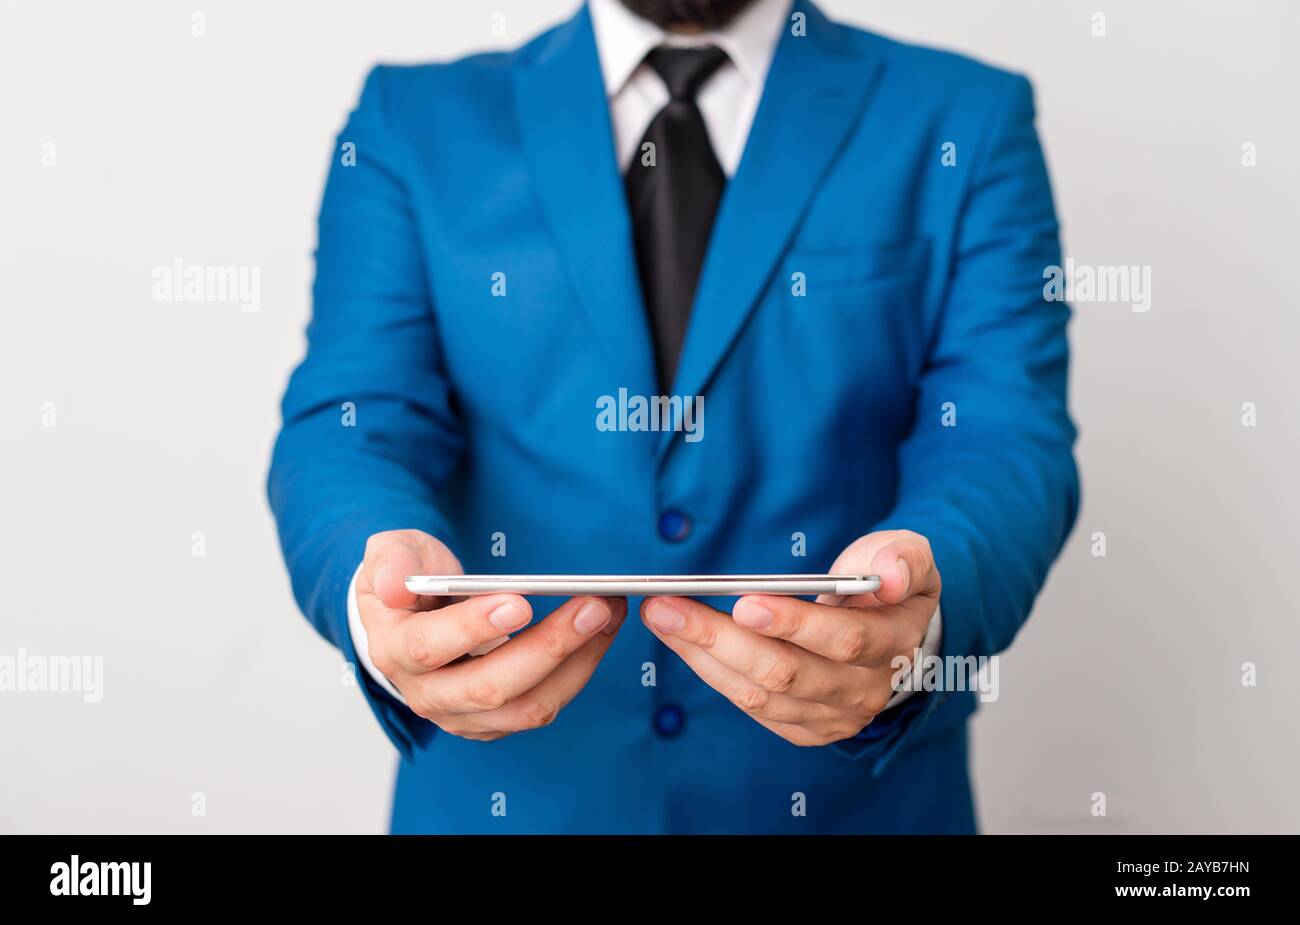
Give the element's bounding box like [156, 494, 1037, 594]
[587, 0, 791, 98]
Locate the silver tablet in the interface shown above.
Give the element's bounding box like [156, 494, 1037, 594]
[405, 574, 881, 597]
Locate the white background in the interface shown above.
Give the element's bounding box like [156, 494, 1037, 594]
[2, 0, 1297, 833]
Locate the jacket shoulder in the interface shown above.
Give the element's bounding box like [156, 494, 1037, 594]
[839, 19, 1032, 102]
[363, 48, 514, 105]
[361, 12, 572, 104]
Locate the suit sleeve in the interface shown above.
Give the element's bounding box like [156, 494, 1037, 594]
[837, 75, 1080, 768]
[267, 66, 460, 759]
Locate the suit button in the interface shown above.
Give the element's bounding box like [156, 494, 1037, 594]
[657, 510, 691, 542]
[653, 703, 685, 738]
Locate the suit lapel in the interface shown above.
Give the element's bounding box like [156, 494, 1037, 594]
[512, 4, 658, 396]
[661, 1, 886, 455]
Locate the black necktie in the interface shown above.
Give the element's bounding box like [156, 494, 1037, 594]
[625, 45, 729, 390]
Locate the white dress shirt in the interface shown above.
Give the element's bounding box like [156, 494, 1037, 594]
[348, 0, 941, 709]
[590, 0, 789, 176]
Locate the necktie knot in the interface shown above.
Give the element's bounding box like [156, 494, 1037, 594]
[645, 45, 729, 101]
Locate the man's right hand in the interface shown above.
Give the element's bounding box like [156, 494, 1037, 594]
[356, 530, 627, 740]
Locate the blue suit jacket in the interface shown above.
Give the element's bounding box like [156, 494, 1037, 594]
[268, 0, 1078, 833]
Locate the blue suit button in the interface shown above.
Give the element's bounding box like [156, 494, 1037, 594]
[657, 510, 691, 542]
[653, 703, 685, 738]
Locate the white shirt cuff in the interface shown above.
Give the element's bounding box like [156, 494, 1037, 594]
[885, 605, 942, 708]
[347, 563, 408, 704]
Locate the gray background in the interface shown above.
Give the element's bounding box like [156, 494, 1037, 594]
[2, 0, 1296, 833]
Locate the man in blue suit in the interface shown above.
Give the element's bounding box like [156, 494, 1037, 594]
[268, 0, 1078, 833]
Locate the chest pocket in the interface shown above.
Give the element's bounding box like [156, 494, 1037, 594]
[783, 237, 932, 294]
[765, 237, 934, 431]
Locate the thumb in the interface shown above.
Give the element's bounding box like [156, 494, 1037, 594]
[372, 545, 423, 610]
[362, 530, 459, 610]
[868, 531, 938, 605]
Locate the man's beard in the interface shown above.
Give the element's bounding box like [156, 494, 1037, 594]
[619, 0, 760, 31]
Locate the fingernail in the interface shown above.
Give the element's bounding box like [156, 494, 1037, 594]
[573, 600, 612, 635]
[646, 600, 685, 634]
[896, 557, 911, 596]
[733, 599, 773, 629]
[489, 602, 530, 632]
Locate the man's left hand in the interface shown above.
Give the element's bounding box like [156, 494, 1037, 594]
[641, 530, 940, 746]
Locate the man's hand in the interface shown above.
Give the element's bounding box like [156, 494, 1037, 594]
[357, 530, 627, 740]
[641, 530, 940, 746]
